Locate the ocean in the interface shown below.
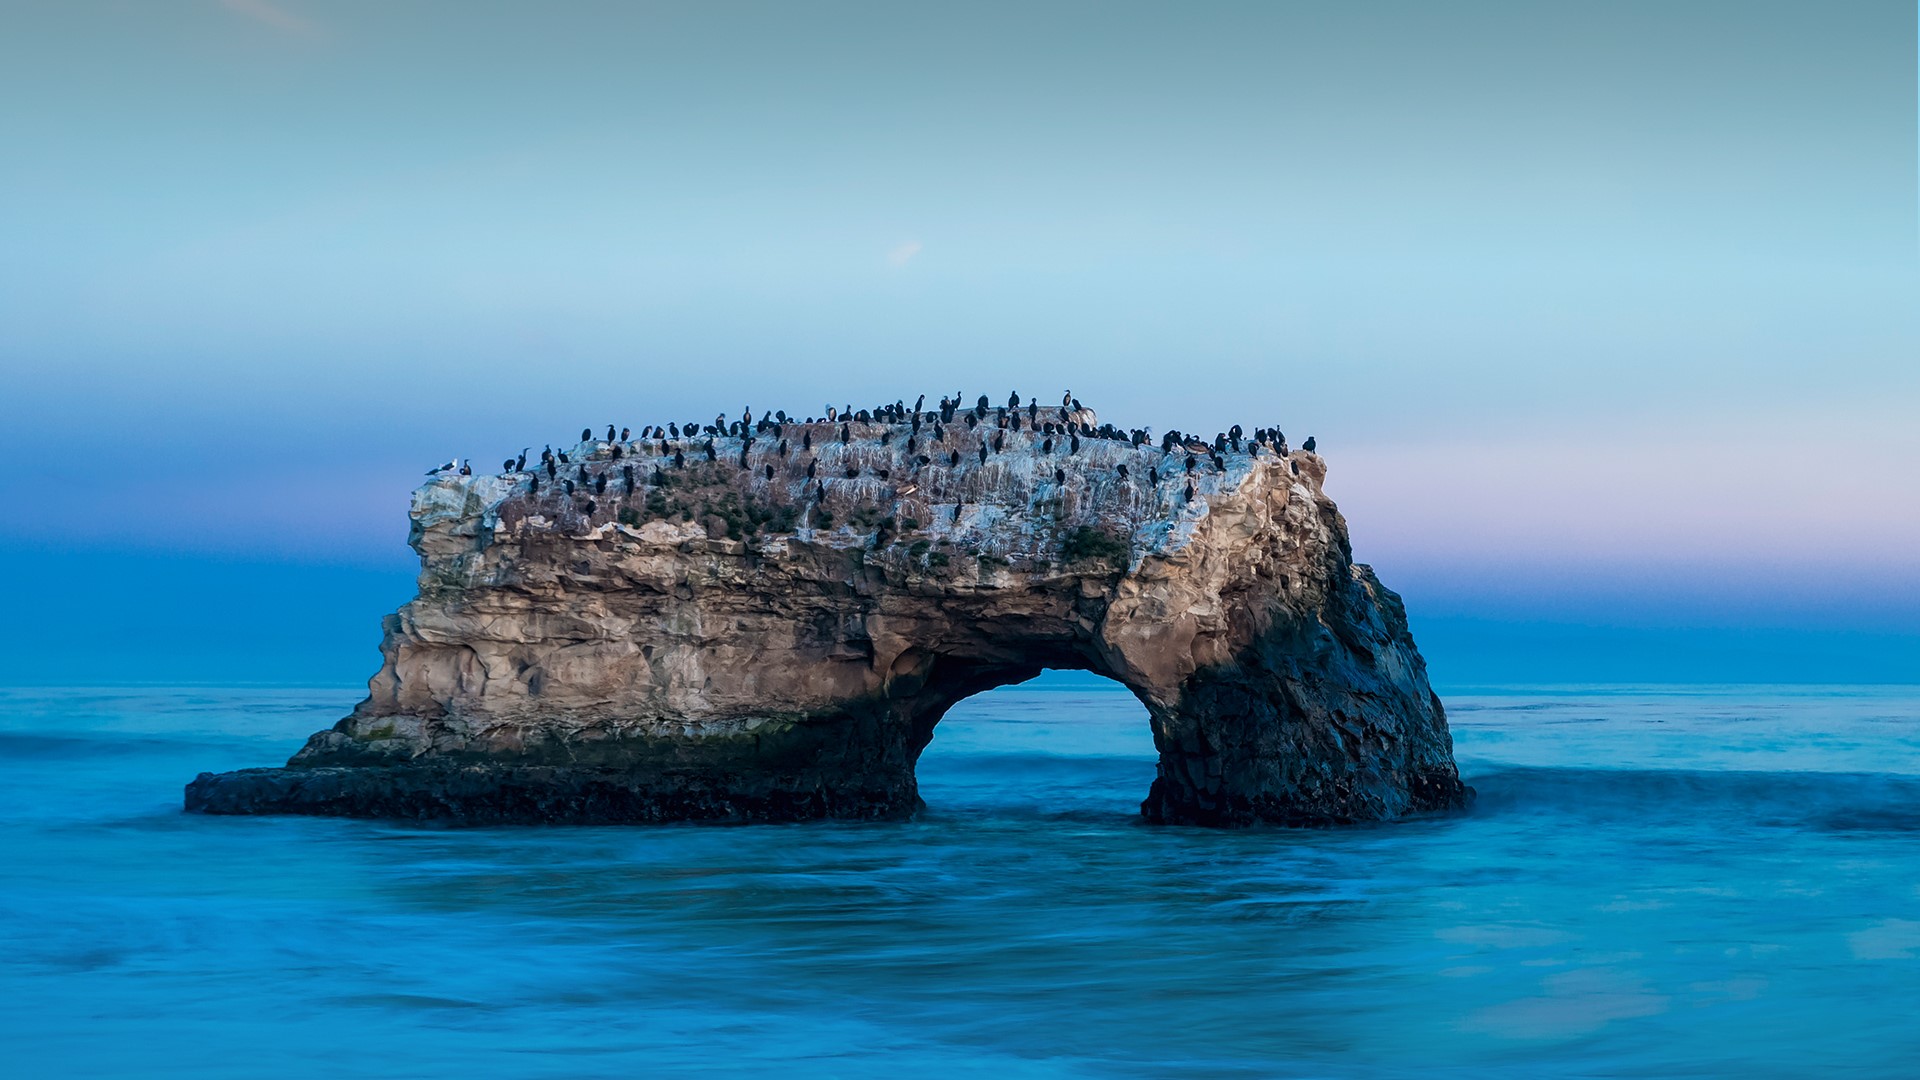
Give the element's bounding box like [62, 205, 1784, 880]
[3, 678, 1917, 1077]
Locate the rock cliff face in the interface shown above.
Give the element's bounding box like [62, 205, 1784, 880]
[186, 404, 1469, 826]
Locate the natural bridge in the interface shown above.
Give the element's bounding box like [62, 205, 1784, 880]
[186, 400, 1469, 826]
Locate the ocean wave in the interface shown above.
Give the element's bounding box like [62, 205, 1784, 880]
[1465, 765, 1920, 832]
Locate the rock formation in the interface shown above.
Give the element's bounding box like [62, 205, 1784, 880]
[186, 402, 1469, 826]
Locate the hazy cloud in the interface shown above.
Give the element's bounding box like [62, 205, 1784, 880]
[218, 0, 323, 40]
[885, 240, 922, 268]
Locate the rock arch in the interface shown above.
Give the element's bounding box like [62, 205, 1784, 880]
[187, 411, 1469, 826]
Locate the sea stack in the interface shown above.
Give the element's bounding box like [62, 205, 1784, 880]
[186, 405, 1470, 826]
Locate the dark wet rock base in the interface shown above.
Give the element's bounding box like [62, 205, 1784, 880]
[184, 765, 919, 825]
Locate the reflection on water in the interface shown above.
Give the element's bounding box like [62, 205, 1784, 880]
[2, 681, 1918, 1077]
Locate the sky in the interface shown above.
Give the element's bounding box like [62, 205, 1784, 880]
[1, 1, 1915, 685]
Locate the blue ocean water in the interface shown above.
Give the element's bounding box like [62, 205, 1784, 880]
[3, 679, 1918, 1078]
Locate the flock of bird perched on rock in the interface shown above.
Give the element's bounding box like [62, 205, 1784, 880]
[425, 391, 1317, 522]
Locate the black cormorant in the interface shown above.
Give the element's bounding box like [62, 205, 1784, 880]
[1303, 436, 1316, 452]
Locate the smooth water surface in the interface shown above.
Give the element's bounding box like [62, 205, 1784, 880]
[3, 680, 1918, 1077]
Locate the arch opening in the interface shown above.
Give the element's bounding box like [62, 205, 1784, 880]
[910, 668, 1159, 819]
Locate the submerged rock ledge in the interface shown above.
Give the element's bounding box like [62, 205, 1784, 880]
[186, 402, 1469, 826]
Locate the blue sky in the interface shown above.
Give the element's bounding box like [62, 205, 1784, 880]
[1, 1, 1915, 684]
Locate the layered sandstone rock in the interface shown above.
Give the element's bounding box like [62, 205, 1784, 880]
[186, 406, 1469, 826]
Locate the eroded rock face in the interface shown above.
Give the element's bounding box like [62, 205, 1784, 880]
[186, 408, 1469, 826]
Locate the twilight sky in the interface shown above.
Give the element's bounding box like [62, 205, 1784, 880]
[2, 1, 1915, 682]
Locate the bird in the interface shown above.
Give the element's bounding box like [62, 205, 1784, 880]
[582, 427, 592, 442]
[845, 465, 860, 478]
[807, 460, 817, 479]
[841, 424, 851, 445]
[1149, 465, 1159, 485]
[673, 450, 685, 469]
[705, 440, 717, 462]
[458, 461, 472, 476]
[977, 443, 988, 464]
[952, 503, 962, 522]
[1042, 437, 1053, 454]
[949, 450, 961, 467]
[765, 464, 775, 480]
[1303, 436, 1317, 452]
[594, 474, 607, 494]
[529, 475, 540, 495]
[546, 460, 557, 480]
[1061, 390, 1072, 407]
[1117, 464, 1129, 479]
[993, 432, 1004, 452]
[620, 427, 630, 442]
[515, 449, 527, 471]
[501, 458, 514, 473]
[426, 459, 456, 476]
[606, 424, 616, 441]
[1183, 481, 1194, 502]
[1054, 467, 1066, 484]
